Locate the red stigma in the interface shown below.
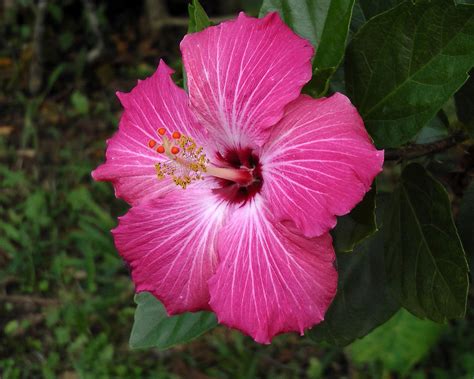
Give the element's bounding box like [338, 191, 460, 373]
[157, 145, 165, 154]
[158, 128, 166, 136]
[172, 131, 181, 139]
[148, 140, 157, 148]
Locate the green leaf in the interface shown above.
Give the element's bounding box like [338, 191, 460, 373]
[346, 0, 474, 147]
[385, 163, 469, 322]
[185, 0, 211, 91]
[187, 0, 211, 34]
[455, 70, 474, 137]
[358, 0, 402, 20]
[331, 186, 377, 253]
[349, 308, 446, 375]
[310, 194, 399, 346]
[129, 292, 217, 349]
[70, 91, 89, 115]
[456, 181, 474, 280]
[259, 0, 355, 97]
[415, 114, 450, 144]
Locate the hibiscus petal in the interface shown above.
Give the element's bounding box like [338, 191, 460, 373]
[209, 198, 337, 344]
[113, 189, 228, 314]
[261, 93, 384, 237]
[92, 60, 208, 205]
[181, 12, 313, 149]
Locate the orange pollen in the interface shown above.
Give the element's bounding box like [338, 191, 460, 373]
[158, 127, 166, 136]
[171, 146, 180, 155]
[157, 145, 165, 154]
[148, 140, 156, 148]
[172, 131, 181, 139]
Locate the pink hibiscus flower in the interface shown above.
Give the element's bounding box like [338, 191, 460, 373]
[92, 12, 383, 343]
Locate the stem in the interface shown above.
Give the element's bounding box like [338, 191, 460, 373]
[384, 132, 469, 161]
[82, 0, 104, 63]
[29, 0, 47, 94]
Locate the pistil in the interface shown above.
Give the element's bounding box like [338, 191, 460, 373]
[147, 128, 253, 189]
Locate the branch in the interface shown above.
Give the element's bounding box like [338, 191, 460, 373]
[384, 132, 469, 161]
[29, 0, 48, 94]
[0, 294, 59, 306]
[145, 0, 230, 36]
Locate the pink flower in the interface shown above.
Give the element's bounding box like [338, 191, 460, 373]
[92, 12, 383, 344]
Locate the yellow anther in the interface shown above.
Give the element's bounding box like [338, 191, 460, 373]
[154, 133, 208, 189]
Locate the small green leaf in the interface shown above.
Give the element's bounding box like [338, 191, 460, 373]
[385, 163, 469, 322]
[349, 308, 446, 375]
[185, 0, 211, 91]
[188, 0, 211, 34]
[70, 91, 89, 115]
[259, 0, 355, 96]
[346, 0, 474, 147]
[129, 292, 217, 350]
[331, 186, 377, 253]
[310, 194, 399, 346]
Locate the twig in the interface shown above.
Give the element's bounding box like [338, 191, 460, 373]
[82, 0, 104, 63]
[145, 0, 230, 35]
[384, 133, 469, 161]
[0, 294, 59, 306]
[150, 15, 231, 29]
[29, 0, 48, 94]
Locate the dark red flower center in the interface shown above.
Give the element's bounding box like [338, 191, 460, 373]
[213, 148, 263, 204]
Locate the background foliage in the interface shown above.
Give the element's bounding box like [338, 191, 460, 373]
[0, 0, 473, 378]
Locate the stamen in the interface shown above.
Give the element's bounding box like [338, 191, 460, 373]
[171, 146, 180, 155]
[150, 130, 254, 189]
[157, 145, 165, 154]
[155, 134, 208, 189]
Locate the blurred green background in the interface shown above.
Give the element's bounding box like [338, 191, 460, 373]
[0, 1, 473, 378]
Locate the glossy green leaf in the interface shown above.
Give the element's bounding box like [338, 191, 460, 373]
[129, 292, 217, 350]
[456, 182, 474, 280]
[259, 0, 355, 96]
[310, 194, 399, 346]
[332, 186, 377, 253]
[187, 0, 211, 33]
[349, 309, 446, 375]
[385, 163, 469, 322]
[346, 0, 474, 147]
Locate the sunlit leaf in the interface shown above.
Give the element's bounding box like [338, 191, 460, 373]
[129, 292, 217, 349]
[349, 308, 446, 375]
